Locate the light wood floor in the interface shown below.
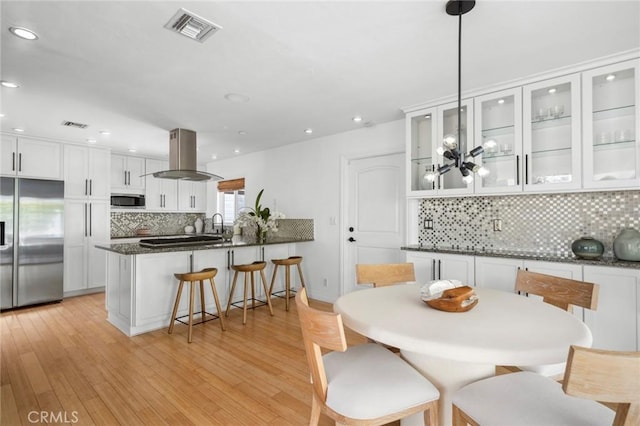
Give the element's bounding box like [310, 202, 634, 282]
[1, 292, 378, 426]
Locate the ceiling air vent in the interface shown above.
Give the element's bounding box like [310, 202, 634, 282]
[61, 120, 89, 129]
[164, 8, 222, 43]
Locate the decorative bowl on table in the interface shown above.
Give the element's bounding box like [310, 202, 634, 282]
[420, 280, 478, 312]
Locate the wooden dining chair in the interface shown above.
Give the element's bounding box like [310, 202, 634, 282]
[355, 263, 416, 353]
[355, 263, 416, 287]
[295, 288, 440, 425]
[511, 269, 600, 378]
[452, 345, 640, 426]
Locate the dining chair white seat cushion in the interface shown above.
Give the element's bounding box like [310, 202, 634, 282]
[323, 343, 439, 420]
[517, 361, 566, 377]
[453, 371, 615, 426]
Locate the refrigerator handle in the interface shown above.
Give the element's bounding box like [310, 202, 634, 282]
[1, 221, 5, 246]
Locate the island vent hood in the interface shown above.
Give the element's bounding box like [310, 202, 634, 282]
[153, 128, 223, 182]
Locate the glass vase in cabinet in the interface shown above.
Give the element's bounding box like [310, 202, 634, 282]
[434, 99, 474, 195]
[407, 108, 438, 195]
[473, 88, 523, 194]
[582, 59, 640, 189]
[523, 74, 581, 191]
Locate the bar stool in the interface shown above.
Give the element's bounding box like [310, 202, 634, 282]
[269, 256, 306, 311]
[168, 268, 226, 343]
[225, 261, 274, 324]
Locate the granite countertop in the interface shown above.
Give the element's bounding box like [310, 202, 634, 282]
[97, 236, 314, 255]
[402, 245, 640, 270]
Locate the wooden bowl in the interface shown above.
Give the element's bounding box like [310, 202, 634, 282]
[424, 286, 478, 312]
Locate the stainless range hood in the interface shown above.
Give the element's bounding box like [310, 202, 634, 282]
[153, 128, 223, 181]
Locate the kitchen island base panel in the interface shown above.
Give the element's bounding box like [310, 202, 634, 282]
[400, 351, 494, 426]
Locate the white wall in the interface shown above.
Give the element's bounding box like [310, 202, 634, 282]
[206, 119, 404, 302]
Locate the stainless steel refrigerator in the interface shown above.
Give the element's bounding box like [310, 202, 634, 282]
[0, 177, 64, 310]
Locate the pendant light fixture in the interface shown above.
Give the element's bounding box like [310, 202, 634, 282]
[425, 0, 488, 185]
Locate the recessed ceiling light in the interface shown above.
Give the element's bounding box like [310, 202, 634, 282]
[304, 128, 313, 134]
[99, 130, 111, 135]
[352, 116, 363, 123]
[606, 74, 616, 81]
[128, 148, 137, 153]
[238, 130, 247, 135]
[0, 113, 5, 118]
[1, 81, 19, 88]
[86, 138, 97, 144]
[234, 149, 240, 154]
[224, 93, 250, 103]
[13, 128, 25, 132]
[548, 88, 557, 94]
[9, 26, 38, 40]
[498, 99, 505, 104]
[211, 154, 217, 159]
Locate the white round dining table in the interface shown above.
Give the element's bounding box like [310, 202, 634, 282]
[333, 284, 593, 426]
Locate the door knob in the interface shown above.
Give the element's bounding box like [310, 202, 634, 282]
[348, 237, 356, 242]
[348, 227, 354, 232]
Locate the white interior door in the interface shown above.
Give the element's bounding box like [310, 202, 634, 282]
[343, 153, 405, 294]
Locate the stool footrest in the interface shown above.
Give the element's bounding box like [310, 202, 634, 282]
[174, 311, 222, 326]
[271, 289, 298, 299]
[230, 298, 269, 311]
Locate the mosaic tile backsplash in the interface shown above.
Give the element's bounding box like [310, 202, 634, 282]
[418, 190, 640, 257]
[111, 212, 314, 240]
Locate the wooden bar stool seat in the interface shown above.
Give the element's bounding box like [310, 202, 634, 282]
[168, 267, 226, 343]
[225, 261, 274, 324]
[268, 256, 306, 311]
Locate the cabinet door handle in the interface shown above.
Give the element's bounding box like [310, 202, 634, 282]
[438, 260, 442, 280]
[89, 179, 93, 196]
[226, 250, 231, 270]
[85, 179, 88, 196]
[89, 203, 93, 237]
[516, 155, 520, 186]
[84, 203, 88, 237]
[18, 153, 22, 172]
[431, 259, 436, 281]
[11, 152, 15, 171]
[525, 154, 529, 185]
[124, 171, 127, 185]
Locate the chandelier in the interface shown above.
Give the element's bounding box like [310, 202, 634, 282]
[425, 0, 489, 185]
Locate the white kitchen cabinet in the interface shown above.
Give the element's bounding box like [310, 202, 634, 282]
[1, 136, 62, 179]
[406, 99, 474, 197]
[64, 144, 110, 199]
[63, 199, 109, 294]
[582, 59, 640, 189]
[106, 252, 133, 324]
[474, 88, 523, 194]
[405, 251, 474, 285]
[145, 159, 178, 211]
[475, 256, 583, 292]
[111, 154, 145, 193]
[178, 180, 206, 212]
[583, 265, 639, 351]
[522, 74, 582, 191]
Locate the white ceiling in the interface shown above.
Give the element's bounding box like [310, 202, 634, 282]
[1, 1, 639, 162]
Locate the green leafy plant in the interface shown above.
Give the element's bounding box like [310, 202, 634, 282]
[234, 189, 284, 234]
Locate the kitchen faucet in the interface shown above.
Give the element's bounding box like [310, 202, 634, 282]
[211, 213, 224, 234]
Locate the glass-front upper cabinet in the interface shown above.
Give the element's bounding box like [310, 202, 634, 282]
[473, 88, 522, 194]
[435, 99, 474, 195]
[582, 59, 640, 189]
[523, 74, 581, 191]
[407, 108, 438, 195]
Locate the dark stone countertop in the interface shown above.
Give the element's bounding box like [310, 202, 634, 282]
[97, 236, 313, 256]
[402, 245, 640, 270]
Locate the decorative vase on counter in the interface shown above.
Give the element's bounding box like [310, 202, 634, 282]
[255, 226, 267, 244]
[613, 228, 640, 261]
[194, 217, 203, 233]
[571, 236, 604, 260]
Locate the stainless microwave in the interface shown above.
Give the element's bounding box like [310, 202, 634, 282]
[111, 194, 145, 209]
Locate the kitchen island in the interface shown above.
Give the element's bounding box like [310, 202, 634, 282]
[96, 236, 312, 336]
